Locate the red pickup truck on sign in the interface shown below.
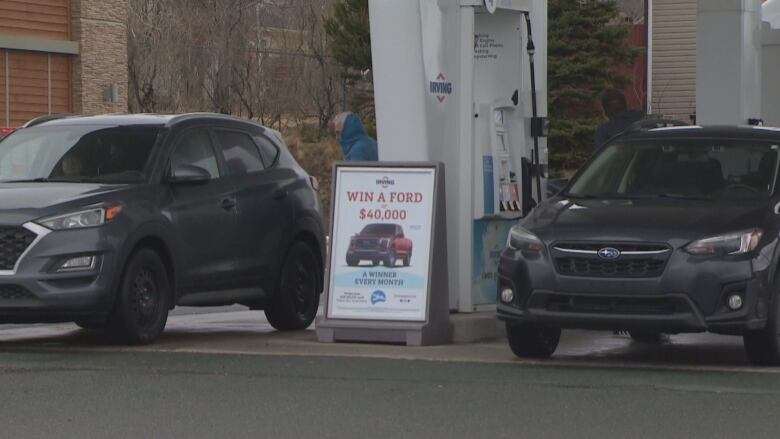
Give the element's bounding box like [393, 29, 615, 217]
[347, 223, 413, 267]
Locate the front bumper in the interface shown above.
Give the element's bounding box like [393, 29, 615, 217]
[497, 247, 771, 335]
[0, 222, 122, 323]
[347, 248, 392, 260]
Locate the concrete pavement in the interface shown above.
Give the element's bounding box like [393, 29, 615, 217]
[0, 310, 768, 373]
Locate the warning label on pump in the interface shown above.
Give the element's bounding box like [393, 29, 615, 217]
[474, 33, 504, 60]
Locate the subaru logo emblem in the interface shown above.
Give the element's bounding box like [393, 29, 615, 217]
[597, 247, 621, 259]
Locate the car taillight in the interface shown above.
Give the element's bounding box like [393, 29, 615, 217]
[0, 127, 15, 138]
[309, 176, 320, 192]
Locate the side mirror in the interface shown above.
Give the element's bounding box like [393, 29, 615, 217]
[168, 164, 211, 185]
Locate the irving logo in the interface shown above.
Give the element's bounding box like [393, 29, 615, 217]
[376, 176, 395, 188]
[429, 73, 453, 103]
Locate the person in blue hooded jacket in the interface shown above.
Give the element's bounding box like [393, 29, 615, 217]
[333, 112, 378, 161]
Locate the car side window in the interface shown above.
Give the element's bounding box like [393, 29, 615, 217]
[215, 130, 265, 176]
[171, 129, 220, 179]
[253, 134, 280, 168]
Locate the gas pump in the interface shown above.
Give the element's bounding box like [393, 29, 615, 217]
[369, 0, 547, 312]
[474, 100, 524, 217]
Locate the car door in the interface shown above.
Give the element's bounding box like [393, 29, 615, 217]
[212, 128, 294, 289]
[165, 127, 241, 293]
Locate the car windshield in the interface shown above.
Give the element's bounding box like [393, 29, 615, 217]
[566, 139, 780, 200]
[361, 224, 397, 235]
[0, 125, 161, 184]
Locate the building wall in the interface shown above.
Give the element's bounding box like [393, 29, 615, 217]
[0, 0, 70, 40]
[0, 49, 72, 126]
[0, 0, 73, 126]
[618, 23, 648, 111]
[71, 0, 128, 114]
[651, 0, 697, 122]
[0, 0, 128, 127]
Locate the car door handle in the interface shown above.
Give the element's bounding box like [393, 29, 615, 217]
[273, 189, 288, 200]
[220, 198, 237, 211]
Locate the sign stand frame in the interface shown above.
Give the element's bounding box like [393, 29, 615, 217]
[316, 161, 452, 346]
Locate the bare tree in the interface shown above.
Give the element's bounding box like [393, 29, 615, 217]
[128, 0, 344, 134]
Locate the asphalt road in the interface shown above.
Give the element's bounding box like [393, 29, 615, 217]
[2, 311, 780, 438]
[1, 350, 780, 439]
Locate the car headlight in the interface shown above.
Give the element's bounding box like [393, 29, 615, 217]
[685, 229, 763, 256]
[37, 206, 122, 230]
[506, 225, 545, 252]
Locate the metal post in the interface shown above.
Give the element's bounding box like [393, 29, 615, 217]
[4, 50, 9, 127]
[523, 12, 543, 204]
[48, 54, 52, 115]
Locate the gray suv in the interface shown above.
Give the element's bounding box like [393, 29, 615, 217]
[0, 114, 325, 344]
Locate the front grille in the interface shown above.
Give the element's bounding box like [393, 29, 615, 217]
[556, 257, 667, 278]
[553, 243, 669, 253]
[0, 285, 33, 300]
[552, 242, 671, 278]
[0, 227, 37, 271]
[354, 238, 385, 249]
[546, 295, 679, 315]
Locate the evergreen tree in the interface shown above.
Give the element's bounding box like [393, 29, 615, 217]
[548, 0, 639, 171]
[324, 0, 375, 134]
[324, 0, 372, 78]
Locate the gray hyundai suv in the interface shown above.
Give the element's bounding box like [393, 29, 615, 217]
[0, 114, 325, 344]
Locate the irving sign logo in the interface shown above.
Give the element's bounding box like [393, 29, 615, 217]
[429, 73, 453, 103]
[376, 176, 395, 188]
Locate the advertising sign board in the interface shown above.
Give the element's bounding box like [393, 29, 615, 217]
[317, 162, 451, 345]
[327, 166, 434, 321]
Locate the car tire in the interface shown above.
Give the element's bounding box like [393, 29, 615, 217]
[743, 289, 780, 366]
[628, 331, 666, 343]
[402, 256, 410, 267]
[384, 252, 396, 268]
[346, 255, 359, 266]
[265, 241, 321, 331]
[506, 323, 560, 359]
[105, 248, 171, 345]
[372, 259, 379, 266]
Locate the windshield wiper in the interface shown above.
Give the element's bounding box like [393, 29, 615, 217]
[561, 192, 599, 199]
[564, 192, 637, 200]
[563, 192, 710, 201]
[643, 193, 712, 200]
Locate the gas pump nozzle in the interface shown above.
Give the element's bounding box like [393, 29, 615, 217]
[523, 11, 544, 206]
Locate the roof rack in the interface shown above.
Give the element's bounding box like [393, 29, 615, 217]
[22, 113, 79, 128]
[624, 118, 690, 133]
[599, 118, 690, 148]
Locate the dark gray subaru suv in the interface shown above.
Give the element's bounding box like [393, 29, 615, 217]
[0, 114, 325, 344]
[499, 125, 780, 366]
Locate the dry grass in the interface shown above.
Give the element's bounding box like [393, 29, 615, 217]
[282, 127, 343, 225]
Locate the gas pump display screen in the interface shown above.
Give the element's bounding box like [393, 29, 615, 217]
[326, 166, 437, 322]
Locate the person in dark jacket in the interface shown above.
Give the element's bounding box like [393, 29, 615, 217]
[333, 112, 378, 161]
[594, 89, 644, 149]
